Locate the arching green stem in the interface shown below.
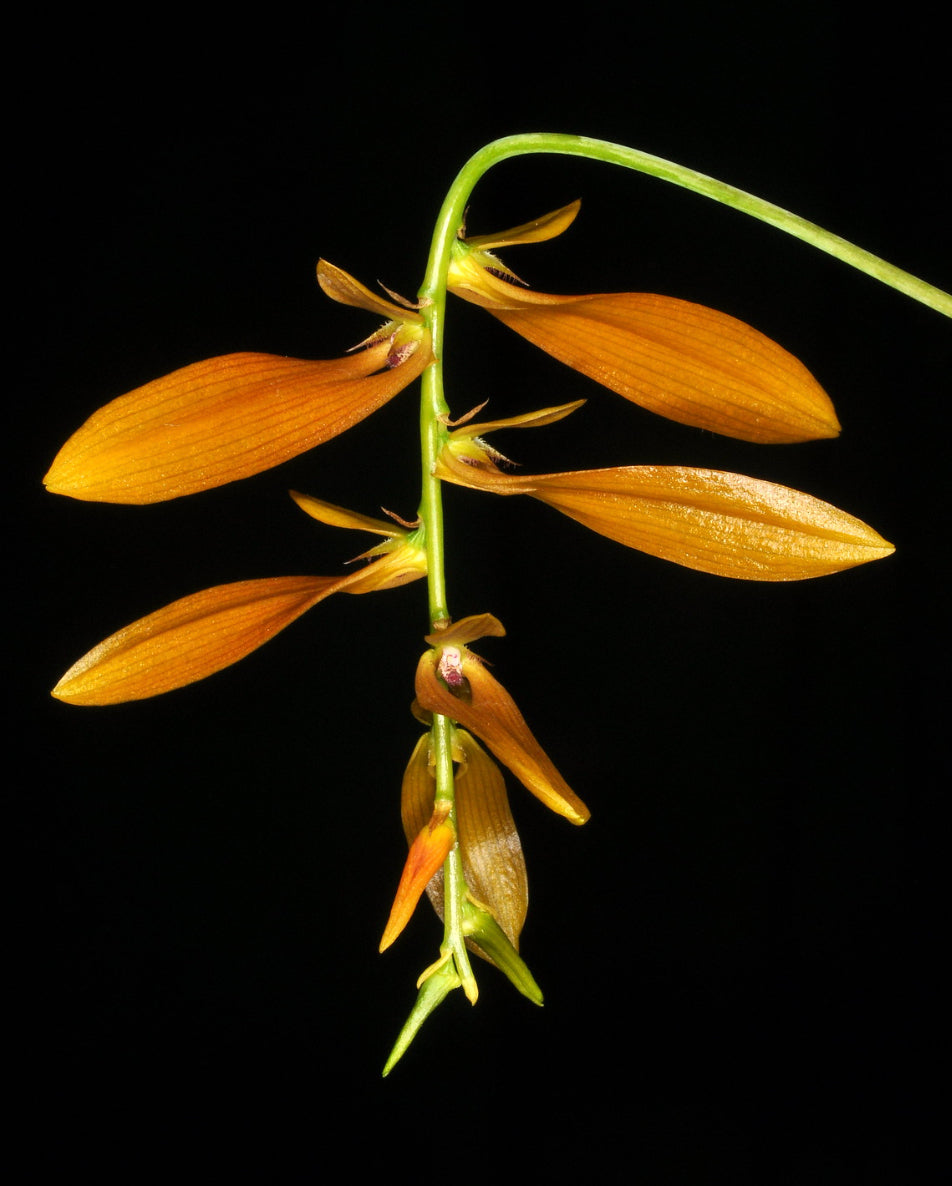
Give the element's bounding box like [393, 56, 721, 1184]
[421, 132, 951, 317]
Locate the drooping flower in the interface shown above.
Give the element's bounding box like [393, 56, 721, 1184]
[436, 404, 894, 581]
[447, 201, 841, 444]
[413, 614, 590, 826]
[45, 267, 431, 505]
[52, 496, 426, 705]
[401, 728, 529, 952]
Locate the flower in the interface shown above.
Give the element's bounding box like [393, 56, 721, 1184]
[414, 614, 590, 826]
[51, 496, 426, 705]
[44, 266, 431, 505]
[447, 201, 841, 444]
[436, 404, 894, 581]
[401, 728, 529, 953]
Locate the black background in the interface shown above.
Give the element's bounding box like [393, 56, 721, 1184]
[15, 6, 946, 1179]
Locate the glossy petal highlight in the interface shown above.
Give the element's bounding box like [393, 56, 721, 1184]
[52, 576, 342, 706]
[53, 543, 426, 706]
[448, 251, 839, 444]
[45, 338, 430, 504]
[414, 647, 590, 825]
[437, 447, 894, 581]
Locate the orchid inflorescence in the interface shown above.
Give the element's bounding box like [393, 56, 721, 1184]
[46, 134, 945, 1073]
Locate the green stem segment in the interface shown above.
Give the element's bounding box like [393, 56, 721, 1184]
[393, 132, 948, 1071]
[422, 133, 952, 318]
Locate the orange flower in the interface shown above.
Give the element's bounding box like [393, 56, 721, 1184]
[401, 729, 529, 952]
[52, 496, 426, 705]
[447, 201, 840, 444]
[44, 266, 431, 505]
[436, 405, 894, 581]
[414, 614, 590, 826]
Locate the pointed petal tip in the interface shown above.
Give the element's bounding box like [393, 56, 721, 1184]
[317, 259, 423, 322]
[48, 576, 346, 706]
[379, 816, 455, 952]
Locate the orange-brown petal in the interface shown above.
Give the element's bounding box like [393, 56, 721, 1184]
[531, 466, 893, 580]
[437, 450, 894, 581]
[414, 649, 590, 825]
[379, 807, 455, 952]
[45, 339, 430, 505]
[448, 256, 838, 444]
[52, 565, 395, 706]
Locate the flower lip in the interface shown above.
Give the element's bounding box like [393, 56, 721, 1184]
[45, 258, 434, 508]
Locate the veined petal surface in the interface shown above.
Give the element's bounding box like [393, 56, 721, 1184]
[51, 539, 427, 706]
[45, 340, 430, 504]
[379, 804, 455, 953]
[437, 449, 894, 581]
[448, 254, 839, 443]
[414, 648, 590, 825]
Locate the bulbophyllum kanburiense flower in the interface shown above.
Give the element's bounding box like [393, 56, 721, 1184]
[51, 494, 426, 706]
[436, 403, 894, 581]
[447, 201, 841, 445]
[400, 728, 529, 954]
[392, 724, 543, 1005]
[414, 613, 590, 826]
[381, 612, 571, 1003]
[44, 147, 909, 1072]
[44, 264, 430, 505]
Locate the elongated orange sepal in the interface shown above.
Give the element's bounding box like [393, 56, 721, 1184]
[52, 516, 425, 706]
[45, 339, 430, 504]
[52, 576, 344, 705]
[437, 449, 893, 581]
[379, 808, 455, 952]
[448, 254, 839, 444]
[414, 647, 590, 825]
[535, 467, 894, 580]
